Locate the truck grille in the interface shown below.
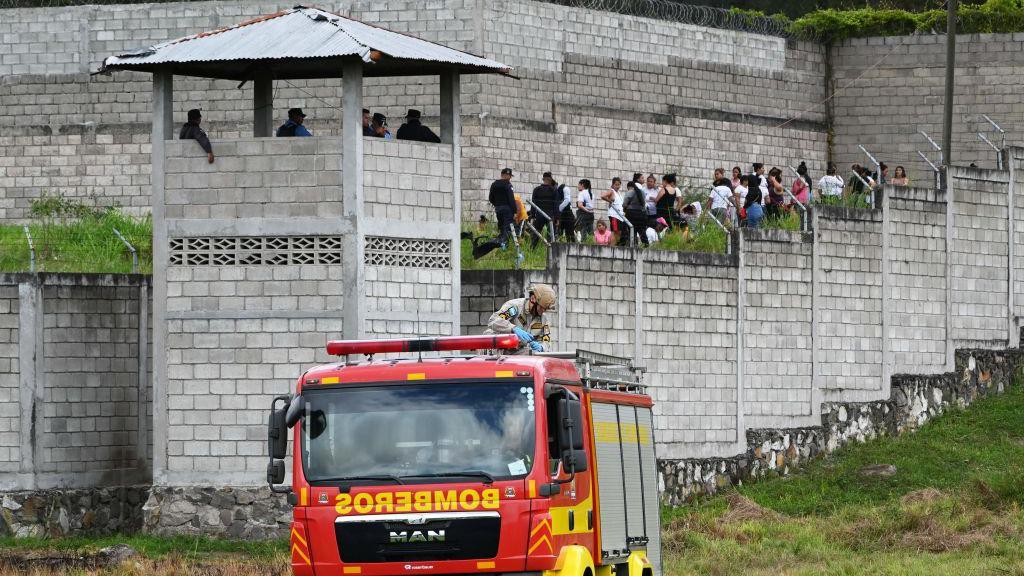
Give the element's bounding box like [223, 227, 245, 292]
[335, 512, 501, 563]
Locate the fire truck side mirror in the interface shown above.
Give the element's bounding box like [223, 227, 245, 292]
[269, 407, 288, 460]
[561, 449, 588, 474]
[267, 460, 286, 486]
[556, 397, 585, 451]
[284, 395, 304, 428]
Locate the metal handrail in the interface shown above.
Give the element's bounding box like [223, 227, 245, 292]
[918, 150, 941, 189]
[919, 130, 943, 165]
[859, 144, 882, 186]
[23, 225, 35, 273]
[980, 114, 1007, 170]
[525, 198, 557, 244]
[849, 170, 875, 208]
[700, 208, 732, 256]
[112, 227, 139, 274]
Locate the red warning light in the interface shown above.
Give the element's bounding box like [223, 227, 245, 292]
[326, 334, 519, 356]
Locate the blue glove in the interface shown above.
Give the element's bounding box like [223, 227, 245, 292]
[513, 326, 534, 345]
[529, 340, 545, 352]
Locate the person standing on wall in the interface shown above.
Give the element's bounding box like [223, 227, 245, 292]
[655, 173, 680, 228]
[396, 109, 441, 143]
[575, 179, 596, 240]
[489, 167, 517, 248]
[179, 108, 214, 164]
[276, 108, 312, 137]
[601, 177, 628, 246]
[529, 172, 559, 247]
[554, 178, 576, 243]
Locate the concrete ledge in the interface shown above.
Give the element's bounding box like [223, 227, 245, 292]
[0, 273, 151, 288]
[815, 205, 882, 222]
[889, 186, 947, 204]
[741, 228, 813, 243]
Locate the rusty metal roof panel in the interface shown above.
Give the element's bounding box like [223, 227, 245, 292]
[101, 6, 509, 73]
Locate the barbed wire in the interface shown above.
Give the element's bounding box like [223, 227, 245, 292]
[545, 0, 807, 40]
[2, 0, 805, 39]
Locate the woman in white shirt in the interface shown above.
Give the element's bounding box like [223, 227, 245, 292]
[818, 163, 845, 199]
[575, 179, 595, 240]
[601, 177, 627, 246]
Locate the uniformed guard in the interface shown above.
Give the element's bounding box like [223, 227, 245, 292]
[486, 284, 557, 353]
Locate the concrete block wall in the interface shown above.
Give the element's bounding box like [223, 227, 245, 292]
[949, 166, 1010, 347]
[815, 207, 884, 402]
[0, 286, 19, 473]
[164, 138, 344, 220]
[364, 266, 454, 338]
[40, 285, 145, 477]
[642, 250, 739, 459]
[0, 274, 150, 491]
[886, 187, 949, 374]
[364, 139, 454, 223]
[0, 0, 828, 223]
[555, 244, 638, 359]
[740, 230, 815, 429]
[459, 270, 530, 335]
[831, 33, 1024, 182]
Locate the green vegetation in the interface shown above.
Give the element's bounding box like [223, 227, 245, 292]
[0, 534, 286, 561]
[784, 0, 1024, 41]
[0, 195, 152, 275]
[663, 369, 1024, 575]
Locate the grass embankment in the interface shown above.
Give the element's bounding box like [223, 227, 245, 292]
[664, 371, 1024, 576]
[0, 209, 152, 275]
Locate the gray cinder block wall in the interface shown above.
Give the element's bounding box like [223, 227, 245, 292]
[0, 0, 828, 223]
[0, 274, 151, 492]
[831, 33, 1024, 181]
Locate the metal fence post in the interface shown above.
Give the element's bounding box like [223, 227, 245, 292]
[112, 227, 139, 274]
[22, 226, 35, 273]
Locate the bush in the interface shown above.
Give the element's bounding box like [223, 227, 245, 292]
[790, 0, 1024, 41]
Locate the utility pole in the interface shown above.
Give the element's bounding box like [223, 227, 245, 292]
[942, 0, 957, 167]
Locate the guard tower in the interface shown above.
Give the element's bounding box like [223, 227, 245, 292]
[99, 6, 511, 511]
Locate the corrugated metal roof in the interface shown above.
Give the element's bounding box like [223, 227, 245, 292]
[101, 5, 510, 75]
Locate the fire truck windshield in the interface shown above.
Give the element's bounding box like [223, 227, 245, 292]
[300, 381, 537, 486]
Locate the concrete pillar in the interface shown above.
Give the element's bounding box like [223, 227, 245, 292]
[253, 72, 273, 138]
[633, 250, 644, 369]
[341, 60, 365, 339]
[151, 72, 172, 484]
[881, 189, 893, 396]
[441, 70, 461, 336]
[735, 231, 746, 448]
[17, 280, 43, 490]
[944, 169, 955, 370]
[136, 280, 149, 472]
[1008, 151, 1019, 348]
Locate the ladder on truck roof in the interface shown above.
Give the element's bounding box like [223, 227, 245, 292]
[535, 349, 646, 395]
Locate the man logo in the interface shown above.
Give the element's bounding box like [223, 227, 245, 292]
[390, 530, 446, 543]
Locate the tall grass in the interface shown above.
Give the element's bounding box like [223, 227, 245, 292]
[0, 196, 152, 274]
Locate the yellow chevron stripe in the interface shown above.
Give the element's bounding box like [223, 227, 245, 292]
[528, 534, 553, 555]
[530, 518, 551, 537]
[290, 528, 308, 548]
[292, 544, 311, 566]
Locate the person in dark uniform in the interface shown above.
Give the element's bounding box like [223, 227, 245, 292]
[527, 172, 559, 247]
[553, 178, 576, 243]
[179, 108, 214, 164]
[395, 109, 441, 143]
[489, 167, 517, 247]
[362, 108, 375, 137]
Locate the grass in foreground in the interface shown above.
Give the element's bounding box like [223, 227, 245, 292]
[663, 373, 1024, 576]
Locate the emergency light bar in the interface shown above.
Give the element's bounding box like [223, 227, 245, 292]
[326, 334, 519, 356]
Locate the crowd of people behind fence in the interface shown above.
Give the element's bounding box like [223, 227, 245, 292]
[482, 159, 908, 250]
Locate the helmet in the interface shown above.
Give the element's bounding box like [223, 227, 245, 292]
[530, 284, 557, 311]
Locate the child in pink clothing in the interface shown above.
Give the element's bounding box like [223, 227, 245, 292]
[594, 220, 612, 245]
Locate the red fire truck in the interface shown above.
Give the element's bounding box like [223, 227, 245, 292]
[267, 334, 661, 576]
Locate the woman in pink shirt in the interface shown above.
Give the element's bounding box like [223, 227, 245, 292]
[594, 220, 612, 245]
[791, 161, 812, 206]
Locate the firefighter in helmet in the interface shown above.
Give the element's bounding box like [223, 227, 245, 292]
[486, 284, 557, 353]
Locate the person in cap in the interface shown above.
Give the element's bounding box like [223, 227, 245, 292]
[486, 284, 557, 353]
[362, 108, 375, 137]
[488, 167, 517, 248]
[371, 112, 392, 140]
[276, 108, 312, 137]
[395, 109, 441, 143]
[179, 108, 214, 164]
